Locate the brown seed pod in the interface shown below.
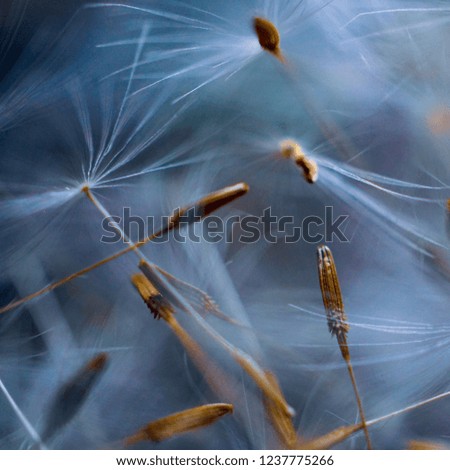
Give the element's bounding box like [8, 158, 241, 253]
[317, 245, 350, 349]
[253, 17, 285, 62]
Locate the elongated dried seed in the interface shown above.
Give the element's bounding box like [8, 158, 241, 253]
[125, 404, 233, 444]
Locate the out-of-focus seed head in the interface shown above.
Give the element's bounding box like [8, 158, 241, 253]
[42, 353, 109, 442]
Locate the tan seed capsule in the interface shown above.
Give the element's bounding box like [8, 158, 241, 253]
[408, 440, 447, 450]
[280, 139, 304, 160]
[124, 403, 233, 445]
[253, 17, 285, 62]
[316, 245, 349, 348]
[280, 139, 318, 184]
[297, 423, 364, 450]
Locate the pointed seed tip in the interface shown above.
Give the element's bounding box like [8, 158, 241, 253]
[212, 403, 234, 417]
